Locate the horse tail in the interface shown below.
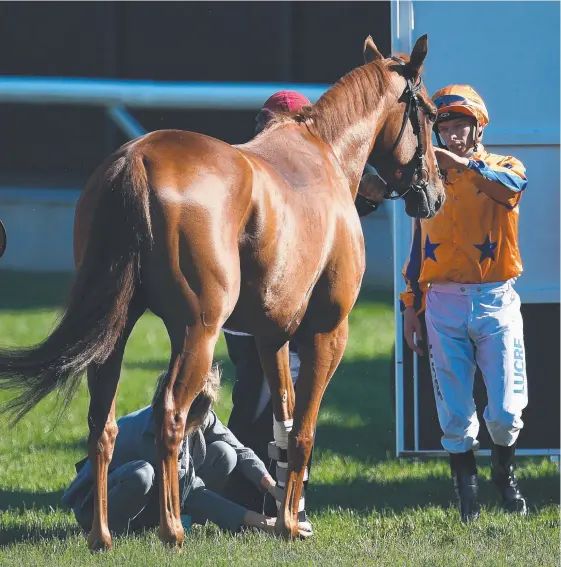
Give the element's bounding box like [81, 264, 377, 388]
[0, 148, 152, 423]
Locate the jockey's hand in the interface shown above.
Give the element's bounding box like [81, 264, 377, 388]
[434, 148, 470, 170]
[403, 306, 424, 356]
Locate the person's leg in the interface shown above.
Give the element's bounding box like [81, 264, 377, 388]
[223, 332, 274, 512]
[225, 333, 265, 440]
[73, 460, 157, 536]
[425, 287, 480, 522]
[471, 282, 528, 514]
[183, 486, 248, 534]
[223, 399, 276, 513]
[197, 440, 237, 494]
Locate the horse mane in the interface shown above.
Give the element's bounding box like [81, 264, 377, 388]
[266, 56, 397, 145]
[262, 52, 433, 150]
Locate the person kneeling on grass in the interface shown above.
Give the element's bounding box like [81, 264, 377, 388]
[62, 367, 311, 537]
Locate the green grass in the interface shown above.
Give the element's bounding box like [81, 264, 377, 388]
[0, 270, 558, 566]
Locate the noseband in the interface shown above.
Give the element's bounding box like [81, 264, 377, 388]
[382, 57, 429, 201]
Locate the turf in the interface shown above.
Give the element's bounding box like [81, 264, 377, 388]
[0, 270, 558, 566]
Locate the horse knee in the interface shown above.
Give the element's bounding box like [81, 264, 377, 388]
[293, 431, 314, 455]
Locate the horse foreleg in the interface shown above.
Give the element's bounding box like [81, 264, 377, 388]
[255, 340, 302, 533]
[277, 318, 349, 539]
[154, 323, 221, 547]
[257, 340, 295, 423]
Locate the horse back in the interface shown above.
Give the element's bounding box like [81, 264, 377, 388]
[85, 128, 364, 337]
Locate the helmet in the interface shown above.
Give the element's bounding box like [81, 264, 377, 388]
[432, 85, 489, 128]
[255, 90, 311, 134]
[262, 90, 311, 113]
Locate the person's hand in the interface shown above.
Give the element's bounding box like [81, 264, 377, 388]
[434, 148, 470, 170]
[358, 173, 387, 203]
[403, 306, 423, 356]
[260, 515, 278, 535]
[270, 484, 284, 503]
[261, 473, 284, 503]
[242, 510, 277, 535]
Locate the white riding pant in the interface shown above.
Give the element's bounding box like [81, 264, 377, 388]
[424, 279, 528, 453]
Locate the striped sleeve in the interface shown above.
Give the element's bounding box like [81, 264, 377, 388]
[467, 155, 527, 208]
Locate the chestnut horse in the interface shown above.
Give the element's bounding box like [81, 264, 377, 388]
[0, 35, 444, 550]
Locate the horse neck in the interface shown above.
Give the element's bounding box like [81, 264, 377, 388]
[309, 67, 391, 195]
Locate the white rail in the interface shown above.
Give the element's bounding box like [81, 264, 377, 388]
[0, 77, 330, 108]
[0, 76, 331, 138]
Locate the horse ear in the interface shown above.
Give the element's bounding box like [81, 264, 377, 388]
[409, 34, 428, 76]
[364, 35, 383, 64]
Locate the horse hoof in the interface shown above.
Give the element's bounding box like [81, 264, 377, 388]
[87, 530, 112, 552]
[298, 520, 314, 539]
[158, 525, 185, 548]
[274, 519, 300, 540]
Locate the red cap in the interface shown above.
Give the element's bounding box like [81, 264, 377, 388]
[262, 90, 311, 112]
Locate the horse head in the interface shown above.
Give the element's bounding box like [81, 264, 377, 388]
[364, 35, 445, 219]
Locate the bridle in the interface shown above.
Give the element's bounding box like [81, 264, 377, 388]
[381, 56, 430, 202]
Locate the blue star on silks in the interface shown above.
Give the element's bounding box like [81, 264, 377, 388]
[474, 234, 497, 262]
[424, 234, 440, 262]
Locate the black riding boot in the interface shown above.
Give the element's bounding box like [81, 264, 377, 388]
[450, 450, 481, 523]
[491, 443, 527, 515]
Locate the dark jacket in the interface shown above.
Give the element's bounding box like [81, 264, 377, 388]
[62, 406, 268, 510]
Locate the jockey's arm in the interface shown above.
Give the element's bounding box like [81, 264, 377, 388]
[465, 156, 527, 208]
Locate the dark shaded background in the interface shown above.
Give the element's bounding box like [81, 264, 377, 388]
[0, 1, 390, 188]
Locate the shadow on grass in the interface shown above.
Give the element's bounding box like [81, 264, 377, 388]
[0, 499, 82, 547]
[125, 353, 417, 477]
[308, 469, 561, 515]
[0, 488, 81, 547]
[0, 524, 82, 547]
[0, 489, 66, 514]
[316, 356, 395, 462]
[1, 273, 557, 538]
[124, 356, 394, 463]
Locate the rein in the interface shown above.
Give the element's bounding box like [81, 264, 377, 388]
[382, 57, 429, 202]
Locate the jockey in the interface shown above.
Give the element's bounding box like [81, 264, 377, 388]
[401, 84, 528, 521]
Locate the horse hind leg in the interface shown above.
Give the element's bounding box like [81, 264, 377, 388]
[86, 303, 144, 552]
[152, 295, 230, 547]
